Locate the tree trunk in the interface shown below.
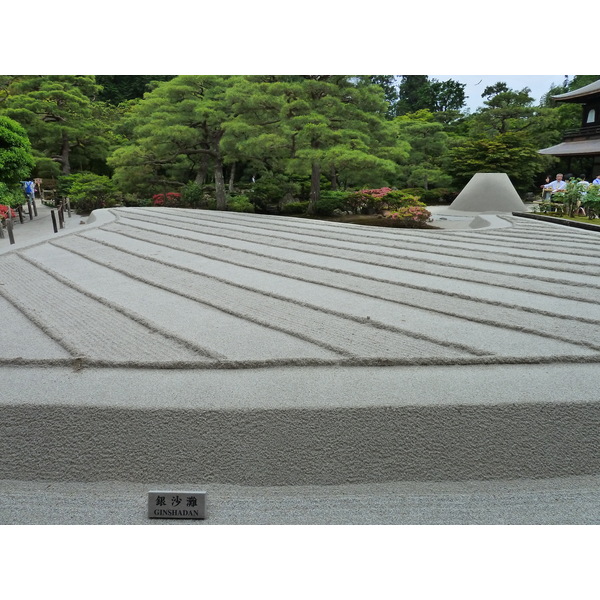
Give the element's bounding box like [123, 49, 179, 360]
[194, 154, 209, 185]
[330, 164, 338, 191]
[60, 130, 71, 175]
[228, 162, 236, 194]
[308, 160, 321, 215]
[214, 154, 227, 211]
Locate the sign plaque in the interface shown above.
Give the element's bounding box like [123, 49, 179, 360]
[148, 491, 206, 520]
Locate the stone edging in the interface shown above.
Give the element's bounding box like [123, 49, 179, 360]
[512, 211, 600, 232]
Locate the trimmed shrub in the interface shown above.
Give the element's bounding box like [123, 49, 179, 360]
[399, 187, 426, 198]
[120, 193, 151, 207]
[315, 192, 352, 216]
[228, 195, 255, 213]
[152, 192, 182, 207]
[281, 201, 309, 215]
[181, 182, 204, 208]
[386, 204, 432, 227]
[247, 174, 301, 211]
[383, 190, 423, 210]
[67, 173, 118, 213]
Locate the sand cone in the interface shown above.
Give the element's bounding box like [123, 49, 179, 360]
[449, 173, 526, 213]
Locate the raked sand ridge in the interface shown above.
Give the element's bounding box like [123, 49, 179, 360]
[2, 205, 600, 523]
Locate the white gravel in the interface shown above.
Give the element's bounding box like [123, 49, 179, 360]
[2, 204, 600, 524]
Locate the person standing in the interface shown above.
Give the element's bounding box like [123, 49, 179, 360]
[576, 174, 590, 215]
[20, 180, 36, 216]
[21, 179, 35, 201]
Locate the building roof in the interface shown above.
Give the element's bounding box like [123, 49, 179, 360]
[551, 79, 600, 102]
[539, 138, 600, 156]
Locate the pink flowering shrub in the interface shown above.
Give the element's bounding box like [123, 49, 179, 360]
[345, 187, 428, 218]
[152, 192, 182, 207]
[346, 187, 395, 213]
[386, 205, 432, 227]
[360, 187, 393, 198]
[0, 204, 16, 221]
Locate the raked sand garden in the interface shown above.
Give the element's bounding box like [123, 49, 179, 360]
[2, 204, 600, 524]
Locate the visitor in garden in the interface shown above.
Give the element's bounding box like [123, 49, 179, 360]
[541, 173, 566, 200]
[20, 179, 36, 214]
[21, 179, 35, 201]
[593, 175, 600, 186]
[576, 174, 589, 215]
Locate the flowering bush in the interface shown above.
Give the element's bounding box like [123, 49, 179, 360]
[346, 187, 428, 215]
[346, 188, 394, 213]
[386, 204, 432, 227]
[0, 204, 17, 221]
[152, 192, 182, 207]
[359, 187, 393, 198]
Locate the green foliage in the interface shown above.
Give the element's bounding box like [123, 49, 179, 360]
[66, 172, 118, 213]
[247, 174, 301, 210]
[57, 173, 83, 199]
[0, 116, 35, 183]
[228, 195, 254, 212]
[0, 182, 25, 207]
[448, 133, 542, 191]
[108, 75, 237, 210]
[281, 201, 309, 214]
[320, 190, 352, 202]
[581, 184, 600, 218]
[394, 110, 453, 189]
[356, 76, 399, 119]
[342, 187, 424, 215]
[96, 76, 175, 105]
[120, 193, 151, 207]
[470, 83, 537, 137]
[383, 190, 424, 208]
[553, 178, 598, 217]
[1, 76, 108, 176]
[181, 182, 204, 208]
[568, 76, 600, 91]
[314, 193, 350, 216]
[386, 204, 432, 227]
[2, 75, 596, 207]
[33, 155, 61, 179]
[396, 76, 466, 116]
[419, 188, 455, 202]
[395, 187, 424, 197]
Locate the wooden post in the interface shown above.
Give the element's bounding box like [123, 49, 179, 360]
[66, 197, 72, 218]
[17, 205, 24, 224]
[6, 218, 15, 244]
[32, 197, 38, 217]
[34, 178, 43, 202]
[0, 222, 4, 239]
[26, 198, 33, 220]
[58, 205, 64, 229]
[51, 210, 58, 233]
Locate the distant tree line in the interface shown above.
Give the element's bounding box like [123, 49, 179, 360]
[0, 74, 597, 213]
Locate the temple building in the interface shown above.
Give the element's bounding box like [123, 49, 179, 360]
[539, 78, 600, 177]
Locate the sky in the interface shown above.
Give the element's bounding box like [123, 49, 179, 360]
[430, 75, 567, 112]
